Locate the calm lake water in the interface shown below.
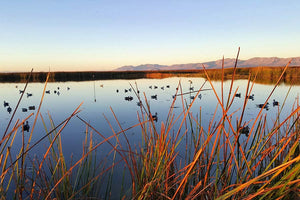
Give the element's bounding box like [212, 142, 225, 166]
[1, 77, 299, 198]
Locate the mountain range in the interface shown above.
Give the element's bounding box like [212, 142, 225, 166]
[116, 57, 300, 71]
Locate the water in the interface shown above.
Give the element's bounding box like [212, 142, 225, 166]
[0, 77, 299, 198]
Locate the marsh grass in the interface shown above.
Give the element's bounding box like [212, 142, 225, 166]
[0, 52, 299, 199]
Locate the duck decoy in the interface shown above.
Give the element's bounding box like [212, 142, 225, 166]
[100, 84, 104, 88]
[172, 95, 176, 99]
[57, 91, 60, 96]
[67, 87, 70, 90]
[7, 107, 12, 114]
[19, 90, 24, 94]
[151, 95, 157, 100]
[235, 93, 241, 98]
[22, 108, 28, 112]
[57, 87, 60, 90]
[54, 90, 57, 94]
[161, 86, 164, 90]
[189, 87, 194, 91]
[23, 121, 30, 132]
[26, 93, 33, 97]
[149, 86, 152, 89]
[273, 99, 279, 106]
[154, 86, 158, 89]
[4, 101, 9, 107]
[46, 90, 50, 94]
[256, 102, 269, 110]
[190, 96, 195, 100]
[28, 106, 35, 110]
[137, 101, 142, 107]
[150, 112, 158, 122]
[247, 94, 254, 100]
[166, 85, 170, 88]
[239, 126, 249, 137]
[198, 94, 202, 99]
[125, 89, 128, 93]
[125, 96, 133, 101]
[116, 89, 119, 93]
[128, 88, 132, 92]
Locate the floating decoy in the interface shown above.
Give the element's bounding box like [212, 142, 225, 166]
[151, 95, 157, 100]
[4, 101, 9, 107]
[172, 95, 176, 99]
[166, 85, 170, 88]
[151, 112, 158, 122]
[149, 86, 152, 89]
[137, 90, 140, 94]
[23, 121, 30, 132]
[57, 87, 60, 90]
[57, 91, 60, 96]
[273, 99, 279, 106]
[189, 87, 194, 91]
[235, 93, 241, 98]
[137, 101, 142, 107]
[247, 94, 254, 100]
[125, 89, 128, 93]
[161, 86, 164, 90]
[128, 88, 132, 92]
[28, 106, 35, 110]
[54, 90, 57, 94]
[116, 89, 119, 93]
[125, 96, 133, 101]
[257, 102, 269, 110]
[19, 90, 24, 94]
[154, 86, 158, 89]
[67, 87, 70, 90]
[100, 84, 104, 88]
[7, 107, 12, 114]
[190, 96, 195, 100]
[26, 93, 33, 97]
[198, 94, 202, 99]
[22, 108, 28, 112]
[239, 126, 249, 137]
[46, 90, 50, 94]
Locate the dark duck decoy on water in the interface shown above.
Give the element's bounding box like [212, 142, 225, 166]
[239, 126, 249, 137]
[28, 106, 35, 110]
[273, 99, 279, 106]
[22, 108, 28, 112]
[4, 101, 9, 107]
[235, 93, 241, 98]
[26, 93, 33, 98]
[7, 107, 12, 114]
[46, 90, 50, 94]
[23, 121, 30, 132]
[151, 95, 157, 100]
[247, 94, 254, 101]
[125, 96, 133, 101]
[150, 112, 158, 122]
[257, 102, 269, 110]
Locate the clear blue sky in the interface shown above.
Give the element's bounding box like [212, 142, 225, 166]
[1, 0, 300, 72]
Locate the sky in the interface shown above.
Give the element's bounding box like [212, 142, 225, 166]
[1, 0, 300, 72]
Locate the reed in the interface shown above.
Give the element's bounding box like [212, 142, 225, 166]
[0, 54, 299, 199]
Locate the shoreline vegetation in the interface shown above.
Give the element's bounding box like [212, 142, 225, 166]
[0, 66, 300, 85]
[1, 56, 300, 199]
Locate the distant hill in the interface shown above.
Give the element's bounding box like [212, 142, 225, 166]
[116, 57, 300, 71]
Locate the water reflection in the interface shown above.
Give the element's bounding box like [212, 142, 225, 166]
[0, 77, 299, 165]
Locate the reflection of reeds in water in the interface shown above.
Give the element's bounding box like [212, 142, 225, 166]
[0, 52, 300, 199]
